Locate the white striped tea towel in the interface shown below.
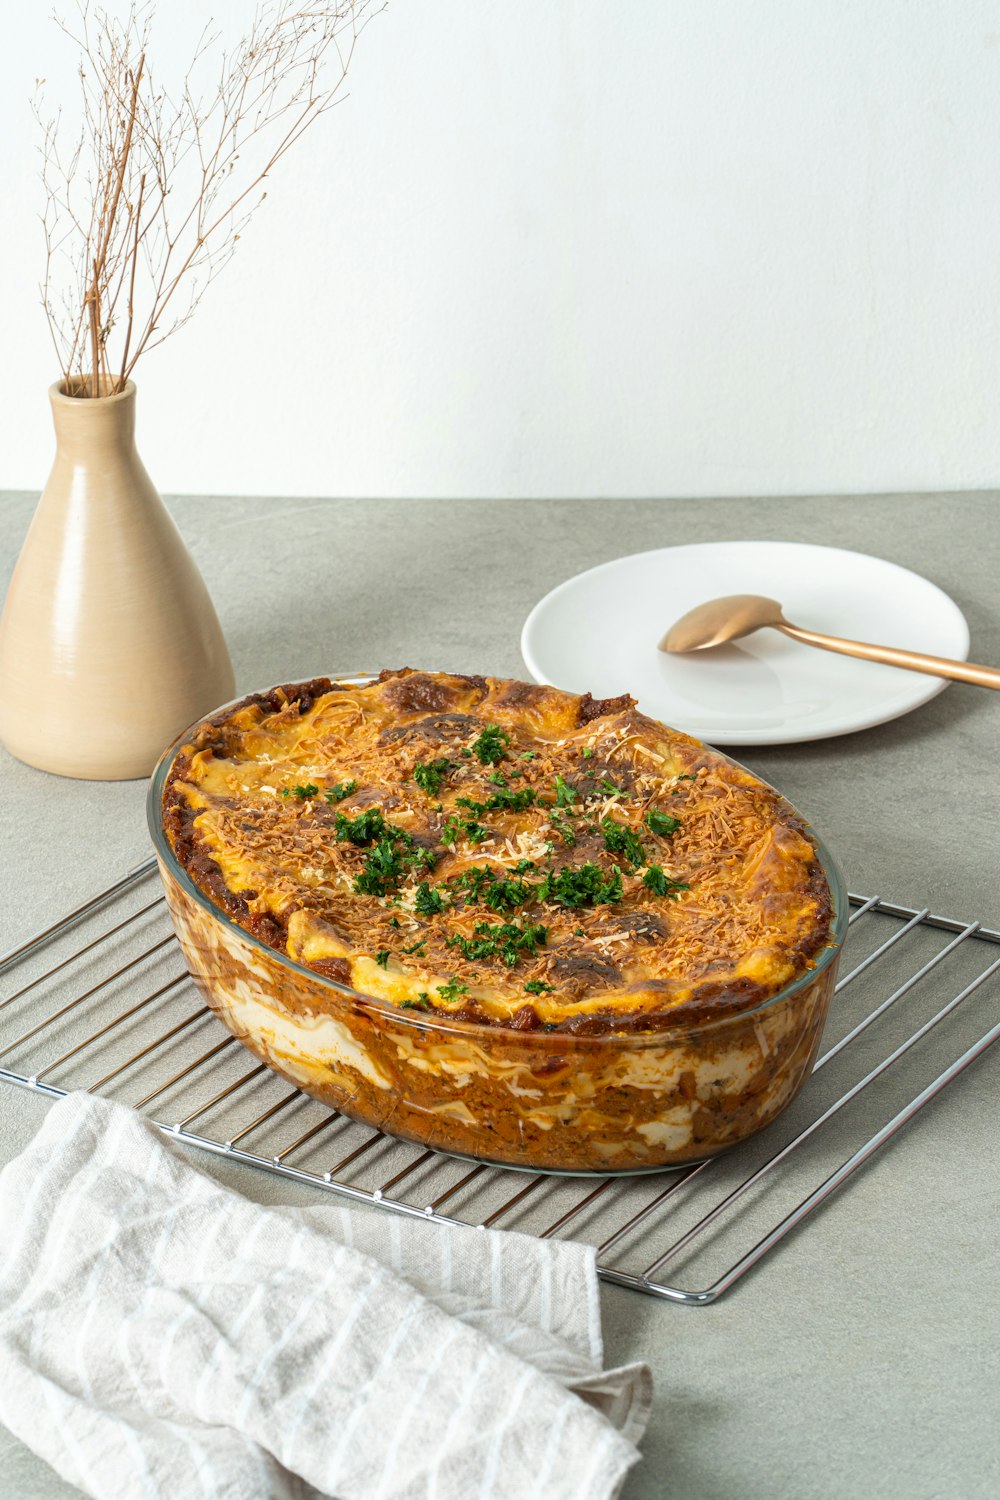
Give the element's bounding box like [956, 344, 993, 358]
[0, 1093, 652, 1500]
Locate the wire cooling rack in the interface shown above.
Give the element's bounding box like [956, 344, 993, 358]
[1, 858, 998, 1305]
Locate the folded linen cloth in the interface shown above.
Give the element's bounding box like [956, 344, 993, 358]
[0, 1093, 652, 1500]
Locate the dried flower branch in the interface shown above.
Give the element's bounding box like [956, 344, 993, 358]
[36, 0, 378, 396]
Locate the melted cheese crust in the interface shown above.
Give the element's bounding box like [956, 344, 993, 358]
[162, 670, 832, 1032]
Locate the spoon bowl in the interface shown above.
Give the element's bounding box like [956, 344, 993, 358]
[659, 595, 787, 653]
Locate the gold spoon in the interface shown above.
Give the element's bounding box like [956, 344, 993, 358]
[659, 594, 1000, 690]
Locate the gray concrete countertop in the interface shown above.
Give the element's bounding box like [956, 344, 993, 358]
[1, 491, 998, 1499]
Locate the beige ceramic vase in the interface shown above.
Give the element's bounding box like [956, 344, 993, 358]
[0, 379, 235, 779]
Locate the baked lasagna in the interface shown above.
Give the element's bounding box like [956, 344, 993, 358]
[156, 669, 842, 1171]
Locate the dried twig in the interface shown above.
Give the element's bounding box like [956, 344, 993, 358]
[37, 1, 378, 396]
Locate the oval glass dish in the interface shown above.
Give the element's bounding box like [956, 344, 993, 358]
[147, 675, 849, 1175]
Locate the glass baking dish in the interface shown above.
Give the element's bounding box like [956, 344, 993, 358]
[147, 681, 849, 1176]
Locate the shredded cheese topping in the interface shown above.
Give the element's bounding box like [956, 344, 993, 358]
[163, 670, 832, 1030]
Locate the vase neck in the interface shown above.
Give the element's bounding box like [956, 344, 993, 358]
[49, 379, 138, 461]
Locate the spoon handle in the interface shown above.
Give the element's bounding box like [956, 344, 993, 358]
[776, 622, 1000, 690]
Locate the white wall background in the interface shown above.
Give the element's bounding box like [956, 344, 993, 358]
[4, 0, 1000, 500]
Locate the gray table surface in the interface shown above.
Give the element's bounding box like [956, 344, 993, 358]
[1, 490, 998, 1500]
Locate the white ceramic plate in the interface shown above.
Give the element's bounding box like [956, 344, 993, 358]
[520, 541, 970, 746]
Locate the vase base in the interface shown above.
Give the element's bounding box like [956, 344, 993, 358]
[1, 738, 163, 782]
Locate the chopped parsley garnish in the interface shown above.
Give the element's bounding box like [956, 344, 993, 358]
[520, 751, 534, 761]
[646, 810, 682, 838]
[453, 866, 532, 912]
[674, 773, 697, 782]
[456, 785, 537, 816]
[524, 979, 554, 994]
[482, 876, 533, 912]
[547, 810, 576, 846]
[581, 746, 594, 759]
[335, 808, 389, 845]
[448, 921, 548, 968]
[493, 786, 537, 813]
[601, 816, 645, 868]
[389, 916, 401, 929]
[401, 938, 426, 956]
[553, 774, 576, 807]
[375, 950, 391, 968]
[643, 865, 689, 899]
[489, 770, 507, 785]
[414, 881, 447, 916]
[443, 814, 490, 846]
[436, 978, 468, 1003]
[413, 758, 454, 796]
[281, 782, 319, 800]
[513, 859, 536, 873]
[595, 778, 624, 797]
[536, 862, 623, 908]
[340, 808, 438, 897]
[453, 866, 496, 901]
[324, 780, 357, 803]
[400, 994, 431, 1011]
[461, 860, 625, 911]
[470, 724, 510, 765]
[353, 837, 411, 897]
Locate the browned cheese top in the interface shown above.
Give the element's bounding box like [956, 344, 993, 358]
[162, 670, 833, 1033]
